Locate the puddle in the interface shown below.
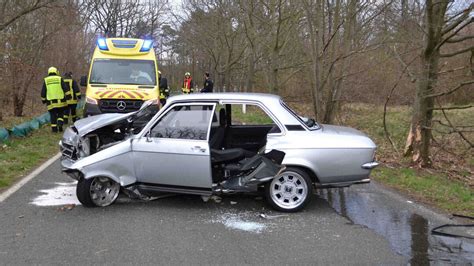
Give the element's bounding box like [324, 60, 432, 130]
[30, 182, 81, 206]
[317, 186, 474, 264]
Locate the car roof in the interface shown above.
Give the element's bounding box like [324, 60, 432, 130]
[166, 93, 305, 127]
[167, 92, 282, 104]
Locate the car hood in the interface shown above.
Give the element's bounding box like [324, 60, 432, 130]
[73, 112, 135, 136]
[321, 124, 367, 137]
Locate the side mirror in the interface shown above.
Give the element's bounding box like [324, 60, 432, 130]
[307, 118, 316, 128]
[80, 75, 88, 87]
[146, 129, 152, 142]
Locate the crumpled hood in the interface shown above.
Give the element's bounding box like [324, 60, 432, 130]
[321, 124, 367, 137]
[73, 112, 135, 136]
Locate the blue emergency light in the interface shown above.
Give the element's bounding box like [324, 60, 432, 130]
[140, 39, 153, 52]
[97, 38, 108, 50]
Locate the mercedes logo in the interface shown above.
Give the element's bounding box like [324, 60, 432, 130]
[116, 101, 126, 111]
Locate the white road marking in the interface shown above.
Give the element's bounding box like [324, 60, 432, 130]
[0, 153, 61, 203]
[30, 181, 81, 206]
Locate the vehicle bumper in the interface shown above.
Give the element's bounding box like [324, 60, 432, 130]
[361, 161, 379, 169]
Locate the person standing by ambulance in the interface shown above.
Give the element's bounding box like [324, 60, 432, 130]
[63, 71, 81, 124]
[158, 71, 169, 106]
[181, 72, 194, 94]
[40, 67, 69, 132]
[200, 72, 214, 93]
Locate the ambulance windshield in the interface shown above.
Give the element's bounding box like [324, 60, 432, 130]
[90, 59, 156, 86]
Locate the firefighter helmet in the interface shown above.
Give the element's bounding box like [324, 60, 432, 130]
[48, 67, 58, 75]
[185, 72, 190, 76]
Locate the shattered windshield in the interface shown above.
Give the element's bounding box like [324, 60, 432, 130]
[281, 101, 320, 130]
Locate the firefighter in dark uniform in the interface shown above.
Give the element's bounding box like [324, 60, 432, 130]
[40, 67, 69, 132]
[158, 71, 169, 106]
[200, 72, 214, 93]
[63, 71, 81, 124]
[181, 72, 194, 94]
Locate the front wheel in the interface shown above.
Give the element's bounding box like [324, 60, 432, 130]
[77, 176, 120, 207]
[265, 167, 312, 212]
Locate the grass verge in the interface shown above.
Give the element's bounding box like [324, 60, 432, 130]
[0, 125, 62, 189]
[372, 167, 473, 216]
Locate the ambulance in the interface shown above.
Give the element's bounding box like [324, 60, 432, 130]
[80, 38, 160, 116]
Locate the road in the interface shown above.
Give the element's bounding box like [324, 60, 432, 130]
[0, 160, 472, 264]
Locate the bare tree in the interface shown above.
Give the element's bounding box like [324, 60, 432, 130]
[403, 1, 473, 167]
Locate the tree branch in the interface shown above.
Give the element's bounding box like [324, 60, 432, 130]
[0, 0, 57, 32]
[430, 105, 473, 110]
[435, 98, 473, 148]
[446, 34, 474, 43]
[442, 4, 473, 35]
[439, 45, 474, 57]
[438, 17, 474, 49]
[425, 80, 474, 98]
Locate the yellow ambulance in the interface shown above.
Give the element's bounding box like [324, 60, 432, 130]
[80, 38, 160, 116]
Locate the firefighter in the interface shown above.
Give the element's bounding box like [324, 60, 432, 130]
[181, 72, 194, 94]
[63, 71, 81, 124]
[200, 72, 214, 93]
[158, 71, 169, 106]
[40, 67, 69, 132]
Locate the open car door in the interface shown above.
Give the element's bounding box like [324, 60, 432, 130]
[132, 103, 216, 195]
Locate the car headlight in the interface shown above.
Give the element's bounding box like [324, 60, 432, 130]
[78, 137, 90, 158]
[144, 99, 159, 105]
[86, 96, 98, 105]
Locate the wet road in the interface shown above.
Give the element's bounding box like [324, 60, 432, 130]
[0, 160, 472, 264]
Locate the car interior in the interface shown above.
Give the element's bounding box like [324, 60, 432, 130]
[209, 104, 282, 182]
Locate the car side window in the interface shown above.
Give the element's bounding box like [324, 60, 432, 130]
[230, 104, 281, 133]
[150, 105, 214, 140]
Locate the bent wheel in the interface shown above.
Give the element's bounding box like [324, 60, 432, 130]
[265, 167, 312, 212]
[77, 176, 120, 207]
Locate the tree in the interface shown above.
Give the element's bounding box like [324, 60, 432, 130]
[404, 1, 473, 167]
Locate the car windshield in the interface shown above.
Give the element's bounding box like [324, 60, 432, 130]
[281, 101, 320, 130]
[90, 59, 156, 86]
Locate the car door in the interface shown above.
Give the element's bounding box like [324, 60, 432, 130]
[132, 103, 216, 193]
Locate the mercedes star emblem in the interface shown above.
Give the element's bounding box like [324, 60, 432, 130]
[116, 101, 126, 111]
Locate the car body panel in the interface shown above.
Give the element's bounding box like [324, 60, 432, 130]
[132, 137, 213, 189]
[60, 93, 378, 192]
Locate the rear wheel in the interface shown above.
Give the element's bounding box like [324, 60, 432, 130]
[77, 176, 120, 207]
[265, 167, 312, 212]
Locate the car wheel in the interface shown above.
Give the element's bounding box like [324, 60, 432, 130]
[76, 176, 120, 207]
[265, 167, 312, 212]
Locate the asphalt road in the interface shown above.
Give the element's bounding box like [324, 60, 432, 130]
[0, 160, 472, 265]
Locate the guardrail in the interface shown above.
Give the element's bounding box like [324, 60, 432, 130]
[0, 100, 84, 142]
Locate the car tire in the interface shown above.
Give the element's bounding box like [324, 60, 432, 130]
[265, 167, 312, 212]
[76, 176, 120, 207]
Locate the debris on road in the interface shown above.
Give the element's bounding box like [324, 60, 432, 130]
[30, 182, 80, 206]
[259, 213, 289, 220]
[57, 204, 76, 211]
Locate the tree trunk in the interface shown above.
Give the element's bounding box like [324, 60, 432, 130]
[403, 0, 448, 167]
[245, 54, 255, 92]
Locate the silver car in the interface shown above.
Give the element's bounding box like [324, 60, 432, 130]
[60, 93, 378, 212]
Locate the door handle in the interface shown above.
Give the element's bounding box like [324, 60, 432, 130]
[192, 146, 206, 152]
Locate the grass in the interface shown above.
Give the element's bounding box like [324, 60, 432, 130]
[373, 167, 473, 216]
[0, 123, 62, 190]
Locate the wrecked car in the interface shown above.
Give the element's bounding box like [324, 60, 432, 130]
[60, 93, 379, 212]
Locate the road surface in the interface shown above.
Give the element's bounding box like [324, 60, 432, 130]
[0, 160, 472, 264]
